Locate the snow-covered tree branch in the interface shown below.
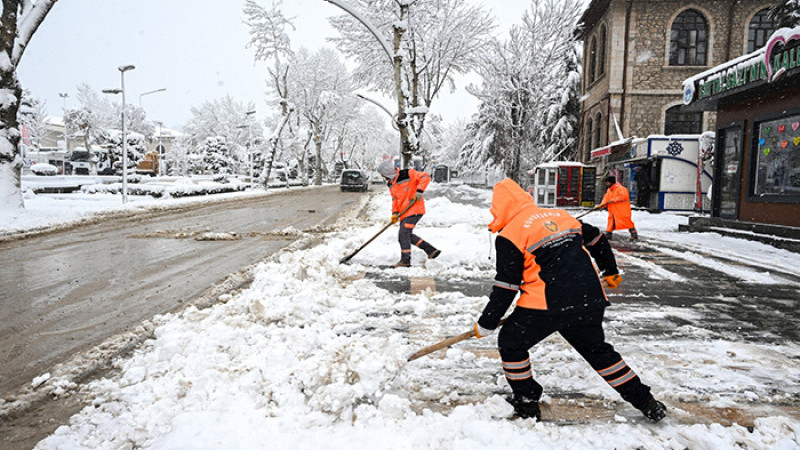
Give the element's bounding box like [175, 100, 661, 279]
[328, 0, 494, 168]
[461, 0, 583, 185]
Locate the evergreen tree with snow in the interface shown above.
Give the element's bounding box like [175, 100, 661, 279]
[106, 131, 147, 173]
[183, 96, 261, 177]
[769, 0, 800, 28]
[17, 90, 47, 150]
[199, 136, 235, 175]
[539, 43, 582, 162]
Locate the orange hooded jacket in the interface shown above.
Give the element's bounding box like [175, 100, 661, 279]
[601, 182, 635, 232]
[488, 179, 609, 311]
[388, 169, 430, 220]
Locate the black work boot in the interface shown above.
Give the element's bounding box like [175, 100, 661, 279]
[391, 260, 411, 268]
[428, 249, 441, 259]
[638, 398, 667, 423]
[507, 395, 541, 420]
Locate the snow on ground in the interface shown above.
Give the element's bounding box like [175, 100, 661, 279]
[10, 183, 800, 449]
[0, 183, 295, 236]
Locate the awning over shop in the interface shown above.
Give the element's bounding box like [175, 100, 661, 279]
[590, 138, 633, 160]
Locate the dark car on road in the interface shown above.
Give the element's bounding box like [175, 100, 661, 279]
[340, 169, 369, 192]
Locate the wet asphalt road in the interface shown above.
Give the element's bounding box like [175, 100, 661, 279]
[369, 185, 800, 345]
[0, 186, 361, 397]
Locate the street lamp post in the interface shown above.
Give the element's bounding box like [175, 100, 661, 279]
[102, 64, 135, 204]
[155, 121, 164, 177]
[244, 110, 256, 187]
[59, 92, 69, 174]
[139, 88, 167, 177]
[139, 87, 166, 108]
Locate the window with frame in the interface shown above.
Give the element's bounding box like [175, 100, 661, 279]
[585, 118, 594, 156]
[589, 37, 597, 84]
[665, 105, 702, 135]
[748, 9, 778, 53]
[598, 25, 607, 78]
[593, 112, 603, 149]
[669, 10, 708, 66]
[752, 113, 800, 198]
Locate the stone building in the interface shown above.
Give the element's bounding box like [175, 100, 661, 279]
[578, 0, 779, 161]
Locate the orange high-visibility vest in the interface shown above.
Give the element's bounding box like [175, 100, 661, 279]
[498, 205, 586, 310]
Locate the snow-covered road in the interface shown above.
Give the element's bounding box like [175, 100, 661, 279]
[5, 183, 800, 449]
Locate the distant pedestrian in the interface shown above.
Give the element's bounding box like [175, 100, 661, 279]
[601, 175, 638, 241]
[474, 178, 666, 422]
[376, 160, 441, 267]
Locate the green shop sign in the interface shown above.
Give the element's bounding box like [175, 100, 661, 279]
[684, 29, 800, 105]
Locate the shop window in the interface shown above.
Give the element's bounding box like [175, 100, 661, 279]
[752, 113, 800, 198]
[593, 112, 603, 148]
[589, 37, 597, 84]
[598, 25, 607, 78]
[669, 10, 708, 66]
[748, 9, 778, 52]
[665, 105, 702, 135]
[585, 118, 594, 157]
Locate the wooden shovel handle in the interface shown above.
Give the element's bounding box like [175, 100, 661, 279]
[339, 199, 417, 264]
[407, 318, 507, 362]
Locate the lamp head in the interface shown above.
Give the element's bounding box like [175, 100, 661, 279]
[118, 64, 136, 72]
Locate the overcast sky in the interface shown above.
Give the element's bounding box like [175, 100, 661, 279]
[18, 0, 542, 130]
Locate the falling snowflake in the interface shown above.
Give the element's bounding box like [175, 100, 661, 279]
[666, 141, 684, 156]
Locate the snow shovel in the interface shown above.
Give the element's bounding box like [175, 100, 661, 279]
[407, 318, 507, 362]
[574, 202, 608, 219]
[339, 200, 417, 264]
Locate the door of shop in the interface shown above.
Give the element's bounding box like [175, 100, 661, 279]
[714, 125, 743, 219]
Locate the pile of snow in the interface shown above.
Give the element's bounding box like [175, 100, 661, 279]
[81, 178, 247, 198]
[0, 186, 310, 237]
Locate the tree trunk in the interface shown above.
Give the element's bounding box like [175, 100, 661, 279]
[1, 0, 59, 211]
[262, 105, 293, 189]
[298, 133, 312, 187]
[392, 5, 414, 169]
[313, 125, 323, 186]
[0, 68, 24, 210]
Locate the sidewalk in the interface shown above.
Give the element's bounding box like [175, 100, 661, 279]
[17, 184, 800, 449]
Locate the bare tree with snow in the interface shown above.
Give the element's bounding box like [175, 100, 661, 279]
[0, 0, 59, 210]
[463, 0, 583, 185]
[244, 0, 296, 187]
[286, 47, 355, 185]
[328, 0, 494, 168]
[64, 83, 116, 150]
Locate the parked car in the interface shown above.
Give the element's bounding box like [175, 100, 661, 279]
[340, 169, 369, 192]
[30, 163, 59, 176]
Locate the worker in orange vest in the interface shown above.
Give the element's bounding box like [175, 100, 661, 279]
[474, 178, 665, 422]
[601, 176, 638, 241]
[376, 160, 441, 267]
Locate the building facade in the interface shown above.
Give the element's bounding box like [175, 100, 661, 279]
[682, 26, 800, 228]
[578, 0, 778, 162]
